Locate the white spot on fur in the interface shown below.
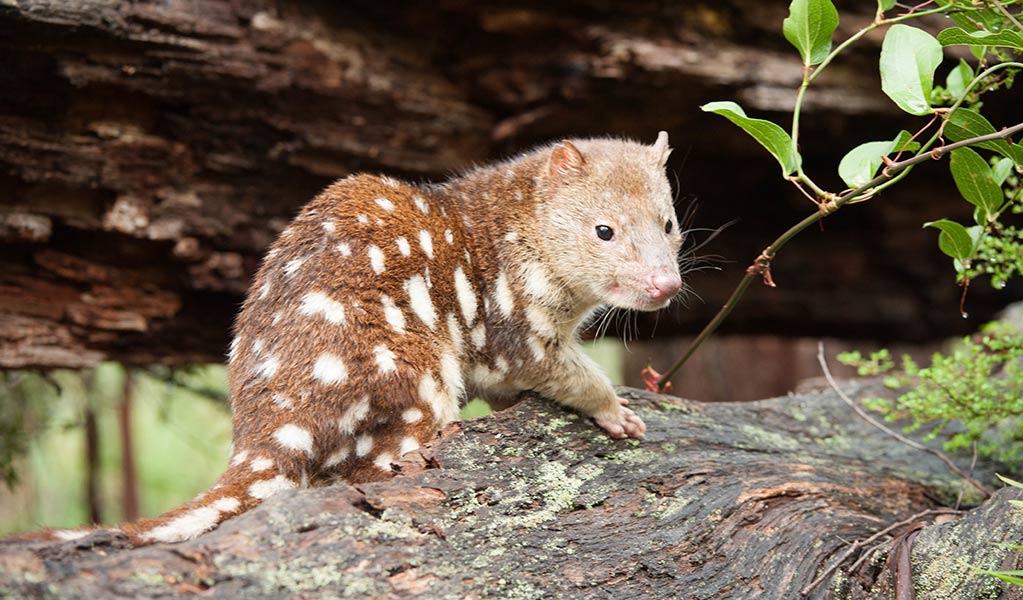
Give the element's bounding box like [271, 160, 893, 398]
[495, 356, 509, 373]
[248, 475, 296, 500]
[272, 394, 293, 409]
[402, 407, 423, 423]
[254, 355, 279, 379]
[404, 274, 436, 329]
[447, 313, 464, 355]
[527, 337, 546, 361]
[252, 338, 265, 354]
[445, 228, 454, 244]
[396, 237, 411, 256]
[368, 245, 386, 274]
[525, 305, 557, 338]
[299, 291, 346, 325]
[399, 437, 420, 455]
[439, 352, 465, 406]
[337, 243, 352, 257]
[381, 176, 400, 189]
[505, 230, 519, 242]
[273, 424, 314, 456]
[521, 262, 554, 299]
[322, 220, 336, 234]
[374, 453, 394, 471]
[419, 373, 454, 424]
[414, 195, 429, 214]
[54, 529, 89, 541]
[339, 395, 370, 435]
[312, 353, 348, 385]
[140, 497, 241, 543]
[472, 364, 503, 388]
[272, 311, 283, 325]
[357, 214, 368, 225]
[250, 457, 274, 472]
[375, 197, 395, 212]
[355, 434, 374, 457]
[231, 449, 249, 467]
[453, 266, 478, 325]
[470, 323, 487, 350]
[284, 257, 305, 277]
[381, 294, 406, 334]
[374, 344, 397, 374]
[228, 336, 242, 362]
[324, 447, 350, 468]
[494, 271, 515, 317]
[418, 230, 434, 259]
[259, 281, 271, 300]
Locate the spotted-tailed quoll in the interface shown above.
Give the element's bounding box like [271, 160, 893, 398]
[20, 132, 685, 545]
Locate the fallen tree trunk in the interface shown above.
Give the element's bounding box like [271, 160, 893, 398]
[1, 384, 1019, 599]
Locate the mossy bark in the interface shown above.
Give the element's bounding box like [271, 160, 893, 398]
[1, 385, 1019, 599]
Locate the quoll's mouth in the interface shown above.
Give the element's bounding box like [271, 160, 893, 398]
[606, 282, 677, 312]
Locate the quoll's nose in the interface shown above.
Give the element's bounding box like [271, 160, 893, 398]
[646, 271, 682, 301]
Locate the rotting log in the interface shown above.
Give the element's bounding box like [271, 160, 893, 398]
[1, 384, 1019, 599]
[1, 0, 1021, 369]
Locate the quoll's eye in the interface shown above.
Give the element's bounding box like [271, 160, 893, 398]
[595, 225, 615, 241]
[665, 220, 674, 234]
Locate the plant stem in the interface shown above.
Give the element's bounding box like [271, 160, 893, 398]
[656, 121, 1023, 388]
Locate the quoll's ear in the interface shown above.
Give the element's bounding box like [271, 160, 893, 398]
[652, 130, 672, 167]
[548, 140, 585, 180]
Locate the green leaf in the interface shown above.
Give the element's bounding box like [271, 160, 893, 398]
[937, 27, 1023, 50]
[945, 60, 973, 99]
[997, 473, 1023, 488]
[838, 130, 921, 188]
[978, 571, 1023, 586]
[701, 101, 801, 176]
[877, 0, 897, 12]
[992, 158, 1014, 186]
[924, 219, 975, 260]
[880, 25, 943, 115]
[945, 109, 1023, 166]
[950, 148, 1002, 222]
[783, 0, 840, 66]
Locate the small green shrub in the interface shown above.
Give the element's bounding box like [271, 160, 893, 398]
[839, 322, 1023, 468]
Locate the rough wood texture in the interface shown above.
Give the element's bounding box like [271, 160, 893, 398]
[1, 386, 1019, 599]
[1, 0, 1020, 368]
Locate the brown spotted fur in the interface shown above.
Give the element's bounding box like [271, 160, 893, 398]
[13, 133, 684, 545]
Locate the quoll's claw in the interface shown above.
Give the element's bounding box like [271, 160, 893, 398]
[593, 399, 647, 440]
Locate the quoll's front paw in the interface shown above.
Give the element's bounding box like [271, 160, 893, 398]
[592, 397, 646, 440]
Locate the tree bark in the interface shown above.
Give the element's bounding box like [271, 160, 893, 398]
[1, 0, 1020, 369]
[1, 385, 1019, 599]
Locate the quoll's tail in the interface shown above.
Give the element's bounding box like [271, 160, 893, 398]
[8, 458, 296, 546]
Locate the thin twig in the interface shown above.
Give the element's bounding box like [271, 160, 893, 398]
[815, 342, 992, 498]
[800, 507, 962, 595]
[656, 120, 1023, 388]
[991, 0, 1023, 31]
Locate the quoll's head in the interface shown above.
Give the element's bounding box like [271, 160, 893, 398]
[539, 131, 684, 311]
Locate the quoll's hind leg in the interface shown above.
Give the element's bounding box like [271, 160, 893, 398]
[535, 344, 646, 440]
[331, 411, 440, 484]
[321, 371, 449, 485]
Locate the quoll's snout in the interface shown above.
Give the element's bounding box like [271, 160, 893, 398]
[646, 270, 682, 301]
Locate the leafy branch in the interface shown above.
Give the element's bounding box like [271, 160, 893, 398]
[654, 0, 1023, 389]
[657, 123, 1023, 386]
